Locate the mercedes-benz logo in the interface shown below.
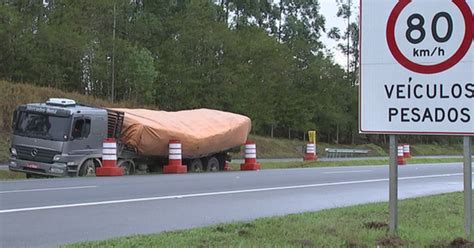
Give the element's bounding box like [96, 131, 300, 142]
[31, 148, 38, 157]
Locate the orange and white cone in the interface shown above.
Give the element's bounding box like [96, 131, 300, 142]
[163, 140, 187, 174]
[240, 140, 261, 170]
[397, 145, 406, 166]
[304, 143, 317, 161]
[403, 144, 411, 158]
[96, 138, 124, 176]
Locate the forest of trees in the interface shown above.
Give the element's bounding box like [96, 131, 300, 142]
[0, 0, 456, 145]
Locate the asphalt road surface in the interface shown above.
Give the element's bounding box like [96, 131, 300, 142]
[1, 162, 472, 247]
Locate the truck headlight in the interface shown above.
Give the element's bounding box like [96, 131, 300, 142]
[10, 147, 17, 156]
[53, 155, 61, 161]
[50, 167, 64, 174]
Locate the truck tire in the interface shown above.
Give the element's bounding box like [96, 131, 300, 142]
[206, 156, 220, 172]
[79, 159, 96, 177]
[118, 159, 135, 175]
[188, 159, 203, 173]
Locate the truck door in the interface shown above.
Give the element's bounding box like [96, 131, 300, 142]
[68, 117, 95, 155]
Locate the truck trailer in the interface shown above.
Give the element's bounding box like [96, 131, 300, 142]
[8, 98, 251, 178]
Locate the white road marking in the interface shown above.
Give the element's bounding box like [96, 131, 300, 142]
[0, 173, 465, 214]
[0, 186, 98, 194]
[323, 170, 372, 174]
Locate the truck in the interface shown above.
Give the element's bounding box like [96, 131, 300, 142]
[8, 98, 250, 178]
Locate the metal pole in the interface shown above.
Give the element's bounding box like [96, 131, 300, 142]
[111, 2, 116, 103]
[389, 135, 398, 234]
[347, 0, 351, 85]
[464, 136, 472, 240]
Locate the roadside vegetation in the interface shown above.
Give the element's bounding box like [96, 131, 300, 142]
[232, 135, 389, 159]
[0, 131, 9, 162]
[66, 192, 473, 247]
[0, 170, 25, 180]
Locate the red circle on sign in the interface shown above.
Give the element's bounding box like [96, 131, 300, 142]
[386, 0, 473, 74]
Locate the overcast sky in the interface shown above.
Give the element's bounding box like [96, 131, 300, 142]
[320, 0, 352, 66]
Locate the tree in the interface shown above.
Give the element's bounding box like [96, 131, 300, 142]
[115, 45, 157, 104]
[327, 0, 359, 86]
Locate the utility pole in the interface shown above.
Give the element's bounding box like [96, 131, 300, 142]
[111, 2, 116, 103]
[347, 0, 351, 86]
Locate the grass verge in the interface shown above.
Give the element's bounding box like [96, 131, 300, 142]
[0, 170, 26, 180]
[231, 135, 389, 159]
[66, 192, 473, 247]
[230, 157, 465, 170]
[0, 131, 10, 162]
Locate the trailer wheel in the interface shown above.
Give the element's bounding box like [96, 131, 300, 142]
[118, 159, 135, 175]
[188, 159, 203, 173]
[79, 159, 96, 177]
[206, 156, 220, 172]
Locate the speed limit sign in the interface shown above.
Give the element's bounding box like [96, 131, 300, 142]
[360, 0, 474, 135]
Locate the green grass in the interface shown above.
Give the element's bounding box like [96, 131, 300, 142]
[231, 135, 307, 158]
[66, 192, 473, 247]
[230, 157, 465, 170]
[0, 170, 26, 180]
[231, 135, 389, 159]
[411, 143, 474, 156]
[0, 131, 10, 163]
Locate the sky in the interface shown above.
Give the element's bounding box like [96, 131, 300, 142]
[319, 0, 355, 67]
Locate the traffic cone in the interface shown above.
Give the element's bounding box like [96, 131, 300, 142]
[403, 144, 411, 158]
[96, 138, 124, 176]
[397, 145, 406, 165]
[304, 143, 317, 161]
[163, 140, 187, 174]
[240, 140, 261, 170]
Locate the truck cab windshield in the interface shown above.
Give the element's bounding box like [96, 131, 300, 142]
[14, 111, 71, 141]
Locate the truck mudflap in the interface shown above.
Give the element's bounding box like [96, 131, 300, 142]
[9, 159, 68, 177]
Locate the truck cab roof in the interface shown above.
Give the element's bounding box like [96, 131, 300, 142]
[18, 98, 106, 117]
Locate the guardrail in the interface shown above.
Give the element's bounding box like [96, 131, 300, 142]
[325, 148, 370, 158]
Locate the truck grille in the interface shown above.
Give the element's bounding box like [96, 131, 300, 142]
[15, 145, 60, 164]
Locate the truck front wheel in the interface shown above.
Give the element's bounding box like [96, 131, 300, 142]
[79, 159, 96, 177]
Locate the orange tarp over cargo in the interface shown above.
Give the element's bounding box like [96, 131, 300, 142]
[111, 108, 251, 158]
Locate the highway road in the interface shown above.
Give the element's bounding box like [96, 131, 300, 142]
[0, 162, 472, 247]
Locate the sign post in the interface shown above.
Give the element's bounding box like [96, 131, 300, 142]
[389, 135, 398, 234]
[464, 136, 472, 239]
[360, 0, 473, 235]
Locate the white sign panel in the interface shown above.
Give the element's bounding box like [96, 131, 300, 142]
[360, 0, 474, 135]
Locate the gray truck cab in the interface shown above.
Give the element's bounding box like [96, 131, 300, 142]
[8, 98, 121, 177]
